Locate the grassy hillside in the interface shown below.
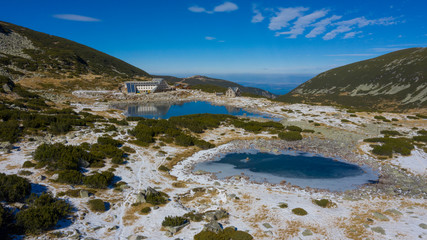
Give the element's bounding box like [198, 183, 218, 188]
[157, 75, 276, 99]
[277, 48, 427, 110]
[0, 21, 150, 90]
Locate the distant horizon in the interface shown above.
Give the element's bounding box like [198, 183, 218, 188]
[153, 72, 313, 95]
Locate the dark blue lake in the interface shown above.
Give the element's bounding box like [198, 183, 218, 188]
[115, 101, 275, 119]
[194, 151, 378, 191]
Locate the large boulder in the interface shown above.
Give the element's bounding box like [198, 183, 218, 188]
[165, 221, 189, 235]
[0, 141, 13, 153]
[80, 190, 89, 198]
[203, 221, 223, 234]
[204, 209, 229, 221]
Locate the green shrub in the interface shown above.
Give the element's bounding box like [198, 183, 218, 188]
[34, 143, 98, 170]
[372, 144, 393, 157]
[278, 131, 303, 141]
[286, 125, 302, 132]
[83, 171, 114, 189]
[122, 146, 136, 154]
[279, 203, 288, 208]
[364, 137, 414, 157]
[16, 193, 71, 234]
[158, 165, 170, 172]
[57, 170, 83, 185]
[194, 227, 253, 240]
[162, 216, 188, 227]
[313, 199, 335, 208]
[302, 129, 315, 133]
[88, 199, 106, 212]
[140, 207, 151, 214]
[145, 191, 168, 205]
[374, 115, 387, 121]
[22, 161, 36, 168]
[417, 130, 427, 135]
[380, 130, 401, 136]
[292, 208, 308, 216]
[0, 173, 31, 202]
[413, 135, 427, 142]
[183, 211, 203, 222]
[18, 170, 33, 176]
[90, 143, 124, 163]
[0, 120, 21, 143]
[97, 136, 122, 147]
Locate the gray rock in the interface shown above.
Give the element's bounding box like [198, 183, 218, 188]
[80, 190, 89, 198]
[372, 212, 389, 221]
[39, 175, 46, 181]
[385, 209, 402, 215]
[128, 235, 147, 240]
[165, 231, 173, 237]
[371, 226, 385, 235]
[135, 192, 146, 204]
[302, 229, 313, 236]
[0, 142, 12, 153]
[146, 187, 159, 196]
[153, 206, 159, 210]
[262, 223, 272, 229]
[419, 223, 427, 229]
[165, 221, 189, 235]
[79, 159, 90, 168]
[51, 173, 59, 180]
[203, 221, 223, 234]
[213, 181, 221, 186]
[204, 209, 228, 221]
[2, 83, 12, 93]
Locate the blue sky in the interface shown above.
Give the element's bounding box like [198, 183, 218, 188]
[2, 0, 427, 83]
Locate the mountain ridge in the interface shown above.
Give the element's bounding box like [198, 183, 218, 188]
[155, 75, 277, 98]
[277, 47, 427, 110]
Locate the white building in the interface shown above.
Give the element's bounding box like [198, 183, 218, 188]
[225, 87, 241, 97]
[125, 78, 170, 94]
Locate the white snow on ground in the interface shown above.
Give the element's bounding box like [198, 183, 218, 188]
[1, 91, 426, 239]
[391, 149, 427, 175]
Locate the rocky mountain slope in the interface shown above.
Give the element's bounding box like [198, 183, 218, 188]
[158, 75, 276, 99]
[0, 21, 274, 98]
[277, 48, 427, 110]
[0, 21, 150, 90]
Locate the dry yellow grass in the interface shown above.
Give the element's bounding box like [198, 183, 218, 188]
[122, 203, 152, 226]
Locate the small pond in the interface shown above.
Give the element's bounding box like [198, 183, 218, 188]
[112, 101, 278, 120]
[194, 151, 378, 191]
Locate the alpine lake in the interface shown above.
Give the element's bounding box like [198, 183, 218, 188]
[114, 100, 378, 191]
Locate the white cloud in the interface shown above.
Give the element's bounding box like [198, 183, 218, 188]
[306, 15, 341, 38]
[255, 5, 397, 40]
[268, 7, 308, 31]
[343, 31, 362, 39]
[188, 6, 207, 13]
[323, 16, 396, 40]
[372, 47, 403, 52]
[214, 2, 238, 12]
[205, 36, 216, 40]
[53, 14, 100, 22]
[275, 9, 328, 38]
[326, 53, 376, 56]
[251, 6, 265, 23]
[189, 2, 238, 14]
